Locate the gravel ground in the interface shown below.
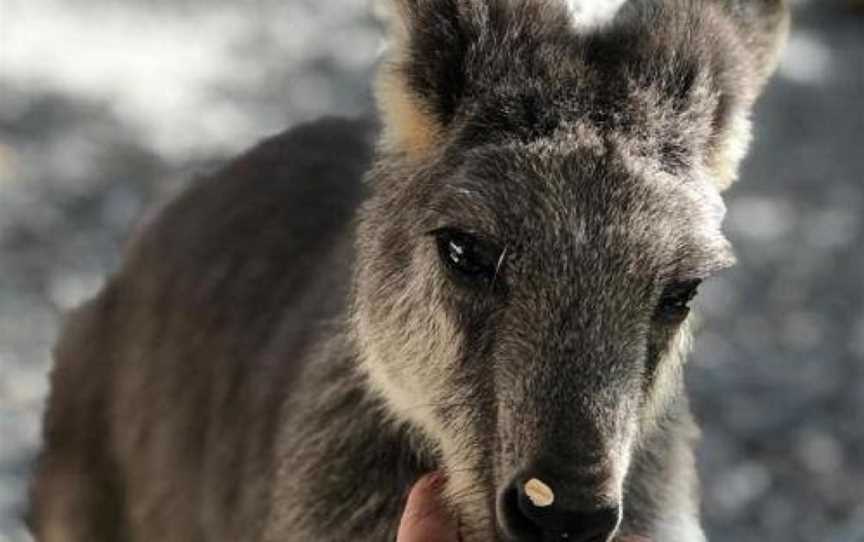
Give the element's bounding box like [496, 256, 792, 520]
[1, 1, 861, 541]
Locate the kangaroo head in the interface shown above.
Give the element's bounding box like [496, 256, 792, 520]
[353, 1, 788, 540]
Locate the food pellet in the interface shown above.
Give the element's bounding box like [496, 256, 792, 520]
[524, 478, 555, 507]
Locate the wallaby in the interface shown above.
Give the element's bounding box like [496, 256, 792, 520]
[29, 1, 789, 541]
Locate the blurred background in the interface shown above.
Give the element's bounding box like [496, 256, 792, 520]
[0, 0, 861, 541]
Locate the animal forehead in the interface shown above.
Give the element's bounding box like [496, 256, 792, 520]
[438, 147, 692, 238]
[430, 145, 731, 277]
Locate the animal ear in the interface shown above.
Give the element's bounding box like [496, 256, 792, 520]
[614, 0, 790, 190]
[706, 0, 790, 190]
[721, 0, 791, 89]
[374, 0, 481, 158]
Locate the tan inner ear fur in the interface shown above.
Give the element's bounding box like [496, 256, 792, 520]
[375, 67, 444, 159]
[708, 111, 753, 192]
[374, 0, 444, 159]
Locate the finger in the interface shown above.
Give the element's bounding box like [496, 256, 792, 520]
[397, 473, 460, 542]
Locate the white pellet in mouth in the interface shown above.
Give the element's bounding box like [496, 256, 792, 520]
[524, 478, 555, 507]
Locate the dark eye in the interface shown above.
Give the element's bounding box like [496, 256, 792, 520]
[433, 229, 502, 286]
[655, 279, 702, 324]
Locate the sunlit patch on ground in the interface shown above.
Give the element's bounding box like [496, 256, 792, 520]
[779, 31, 834, 84]
[1, 0, 381, 160]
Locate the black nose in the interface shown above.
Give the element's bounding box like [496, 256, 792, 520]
[499, 476, 620, 542]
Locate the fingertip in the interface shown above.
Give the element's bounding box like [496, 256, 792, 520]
[397, 472, 459, 542]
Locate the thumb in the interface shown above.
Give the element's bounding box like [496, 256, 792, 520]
[397, 473, 460, 542]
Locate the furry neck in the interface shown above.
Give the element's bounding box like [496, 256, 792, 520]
[264, 334, 435, 541]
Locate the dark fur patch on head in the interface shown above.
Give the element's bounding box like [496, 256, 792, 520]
[380, 0, 788, 185]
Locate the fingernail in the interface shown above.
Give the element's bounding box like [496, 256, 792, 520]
[424, 471, 447, 489]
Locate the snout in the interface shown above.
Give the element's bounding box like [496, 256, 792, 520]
[497, 466, 621, 542]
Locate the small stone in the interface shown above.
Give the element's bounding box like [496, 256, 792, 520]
[524, 478, 555, 508]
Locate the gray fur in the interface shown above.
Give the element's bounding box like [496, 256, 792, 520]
[29, 1, 788, 541]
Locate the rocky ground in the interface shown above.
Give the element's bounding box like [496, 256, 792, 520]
[1, 1, 862, 541]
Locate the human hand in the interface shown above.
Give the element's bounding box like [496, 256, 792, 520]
[397, 473, 460, 542]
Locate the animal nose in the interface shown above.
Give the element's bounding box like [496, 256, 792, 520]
[499, 475, 620, 542]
